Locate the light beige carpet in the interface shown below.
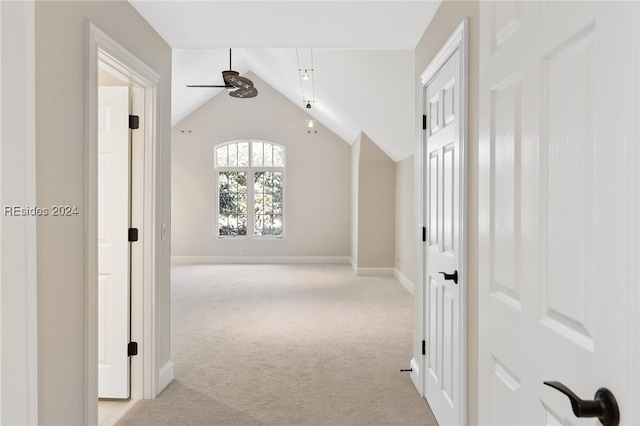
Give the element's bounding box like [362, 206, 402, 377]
[117, 264, 438, 426]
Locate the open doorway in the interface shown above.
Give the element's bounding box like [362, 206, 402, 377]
[86, 23, 163, 425]
[97, 65, 135, 402]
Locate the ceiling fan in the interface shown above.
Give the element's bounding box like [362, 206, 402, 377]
[187, 49, 258, 98]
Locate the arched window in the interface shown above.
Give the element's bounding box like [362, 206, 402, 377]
[214, 140, 285, 238]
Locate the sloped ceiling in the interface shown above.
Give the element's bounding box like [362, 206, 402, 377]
[129, 1, 442, 161]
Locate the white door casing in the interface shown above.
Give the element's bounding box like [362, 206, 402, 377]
[418, 20, 468, 426]
[479, 2, 639, 425]
[0, 1, 38, 424]
[87, 22, 164, 424]
[98, 86, 130, 399]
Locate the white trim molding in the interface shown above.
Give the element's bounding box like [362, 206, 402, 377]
[0, 2, 38, 424]
[631, 5, 640, 420]
[394, 269, 414, 295]
[350, 257, 357, 272]
[157, 360, 174, 395]
[349, 258, 395, 276]
[410, 358, 421, 394]
[353, 267, 394, 276]
[417, 18, 469, 426]
[172, 256, 351, 265]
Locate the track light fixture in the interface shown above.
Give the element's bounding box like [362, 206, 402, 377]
[297, 49, 317, 133]
[306, 117, 317, 133]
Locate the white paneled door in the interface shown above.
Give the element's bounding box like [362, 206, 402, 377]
[422, 21, 467, 426]
[479, 2, 639, 425]
[98, 86, 131, 399]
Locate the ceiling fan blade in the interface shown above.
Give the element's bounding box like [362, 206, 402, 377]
[229, 86, 258, 98]
[224, 74, 254, 90]
[188, 52, 257, 98]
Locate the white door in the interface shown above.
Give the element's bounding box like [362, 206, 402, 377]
[479, 2, 639, 425]
[422, 25, 466, 426]
[98, 86, 131, 399]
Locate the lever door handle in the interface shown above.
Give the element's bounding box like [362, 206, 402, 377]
[543, 381, 619, 426]
[438, 270, 458, 284]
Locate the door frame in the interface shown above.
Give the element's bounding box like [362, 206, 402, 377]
[85, 23, 161, 424]
[632, 4, 640, 419]
[415, 18, 469, 425]
[0, 1, 38, 424]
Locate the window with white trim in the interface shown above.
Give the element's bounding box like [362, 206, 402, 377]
[215, 140, 285, 238]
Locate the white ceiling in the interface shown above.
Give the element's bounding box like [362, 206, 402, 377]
[129, 1, 442, 161]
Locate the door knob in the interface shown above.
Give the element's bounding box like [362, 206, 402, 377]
[543, 381, 619, 426]
[438, 270, 458, 284]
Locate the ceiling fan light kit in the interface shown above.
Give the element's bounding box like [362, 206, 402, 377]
[187, 49, 258, 98]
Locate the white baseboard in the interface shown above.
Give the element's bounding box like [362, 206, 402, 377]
[410, 357, 422, 396]
[349, 258, 395, 276]
[394, 269, 414, 295]
[172, 256, 351, 265]
[99, 399, 138, 426]
[353, 267, 394, 276]
[157, 360, 174, 395]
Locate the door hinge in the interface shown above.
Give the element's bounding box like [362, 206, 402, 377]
[422, 114, 427, 130]
[128, 342, 138, 357]
[422, 340, 426, 355]
[128, 228, 139, 242]
[422, 227, 426, 242]
[129, 114, 140, 130]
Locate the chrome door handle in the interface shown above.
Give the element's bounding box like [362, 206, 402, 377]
[438, 270, 458, 284]
[543, 381, 619, 426]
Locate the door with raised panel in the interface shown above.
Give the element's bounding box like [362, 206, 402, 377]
[423, 36, 464, 426]
[478, 2, 639, 424]
[98, 86, 131, 398]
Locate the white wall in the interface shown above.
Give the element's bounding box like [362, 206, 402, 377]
[356, 133, 395, 269]
[395, 156, 415, 287]
[350, 132, 395, 272]
[34, 2, 172, 423]
[350, 135, 361, 266]
[172, 72, 351, 260]
[414, 0, 479, 422]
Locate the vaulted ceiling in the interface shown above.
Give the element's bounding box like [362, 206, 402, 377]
[129, 1, 442, 161]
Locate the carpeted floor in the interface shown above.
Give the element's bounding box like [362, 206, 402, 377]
[117, 264, 437, 425]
